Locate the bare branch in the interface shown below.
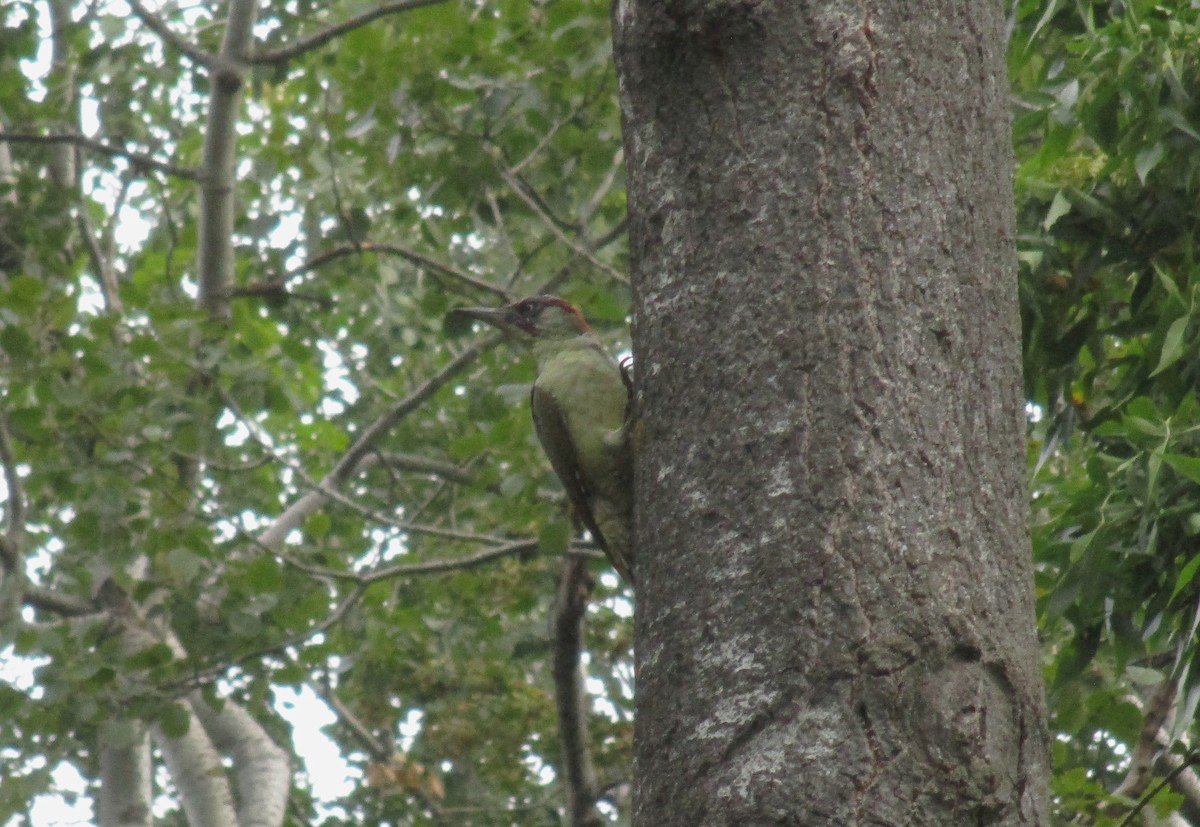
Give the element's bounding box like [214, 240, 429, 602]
[0, 131, 200, 180]
[218, 387, 482, 535]
[509, 94, 593, 176]
[311, 678, 389, 760]
[128, 0, 220, 69]
[552, 558, 602, 827]
[260, 240, 511, 301]
[196, 0, 259, 322]
[276, 537, 539, 584]
[537, 216, 628, 297]
[367, 451, 480, 487]
[580, 146, 624, 228]
[496, 165, 627, 285]
[360, 242, 513, 300]
[257, 337, 498, 551]
[251, 0, 449, 66]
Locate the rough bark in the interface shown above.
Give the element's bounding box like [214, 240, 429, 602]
[613, 1, 1050, 825]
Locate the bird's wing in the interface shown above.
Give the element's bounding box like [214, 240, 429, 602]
[530, 385, 608, 551]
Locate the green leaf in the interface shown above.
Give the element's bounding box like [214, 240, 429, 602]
[124, 643, 174, 670]
[156, 702, 191, 739]
[1163, 454, 1200, 486]
[1042, 189, 1072, 231]
[1134, 142, 1164, 183]
[245, 556, 283, 593]
[1172, 554, 1200, 604]
[538, 519, 570, 554]
[1151, 315, 1190, 376]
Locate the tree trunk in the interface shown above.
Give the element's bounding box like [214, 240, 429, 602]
[613, 2, 1050, 824]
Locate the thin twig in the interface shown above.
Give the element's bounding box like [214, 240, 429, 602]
[1117, 751, 1200, 827]
[245, 241, 510, 303]
[276, 537, 539, 584]
[311, 677, 389, 759]
[217, 386, 482, 536]
[0, 132, 200, 180]
[127, 0, 220, 68]
[580, 147, 624, 228]
[174, 583, 369, 692]
[496, 165, 627, 285]
[251, 0, 449, 66]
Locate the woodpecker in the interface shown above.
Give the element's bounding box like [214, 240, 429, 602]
[455, 296, 634, 586]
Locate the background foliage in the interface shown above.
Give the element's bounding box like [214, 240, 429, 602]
[1015, 0, 1200, 821]
[4, 0, 1200, 823]
[1, 0, 629, 823]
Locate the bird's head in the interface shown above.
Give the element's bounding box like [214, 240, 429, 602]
[454, 295, 593, 343]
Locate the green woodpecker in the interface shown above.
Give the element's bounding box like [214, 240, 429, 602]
[456, 296, 634, 586]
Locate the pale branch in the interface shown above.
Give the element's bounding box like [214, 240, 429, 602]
[250, 0, 449, 66]
[99, 733, 153, 827]
[45, 0, 77, 188]
[552, 557, 602, 827]
[77, 207, 122, 314]
[0, 132, 200, 180]
[190, 691, 291, 827]
[119, 604, 287, 827]
[0, 409, 24, 552]
[1113, 679, 1179, 809]
[111, 621, 238, 827]
[127, 0, 220, 69]
[496, 165, 628, 285]
[154, 709, 239, 827]
[196, 0, 258, 322]
[256, 337, 498, 551]
[0, 128, 15, 202]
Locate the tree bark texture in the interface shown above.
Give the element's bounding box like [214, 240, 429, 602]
[614, 2, 1050, 825]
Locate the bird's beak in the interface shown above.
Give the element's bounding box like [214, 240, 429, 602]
[452, 306, 510, 328]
